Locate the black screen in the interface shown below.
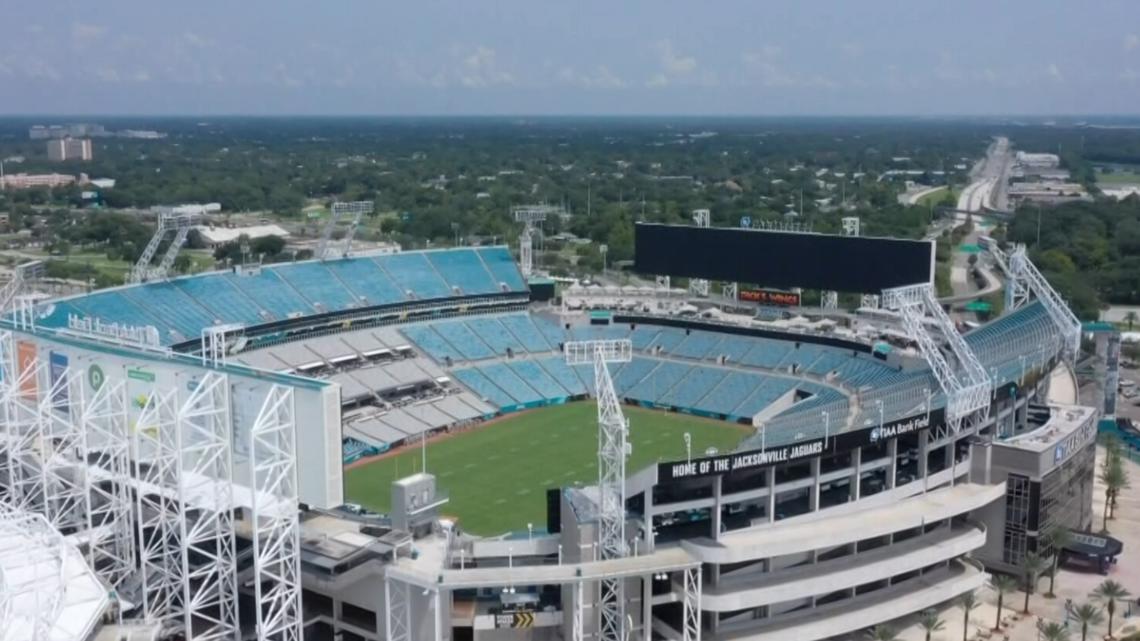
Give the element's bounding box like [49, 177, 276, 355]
[634, 223, 934, 294]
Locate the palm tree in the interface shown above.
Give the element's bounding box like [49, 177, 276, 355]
[991, 573, 1019, 628]
[1100, 457, 1130, 530]
[1091, 580, 1131, 639]
[1040, 620, 1072, 641]
[1124, 311, 1138, 331]
[1071, 602, 1105, 641]
[918, 609, 945, 641]
[1041, 525, 1073, 597]
[1019, 552, 1047, 613]
[958, 591, 979, 641]
[864, 624, 900, 641]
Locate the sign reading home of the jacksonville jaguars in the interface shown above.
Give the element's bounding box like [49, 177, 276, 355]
[658, 408, 943, 481]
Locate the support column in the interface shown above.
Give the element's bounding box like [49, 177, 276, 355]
[434, 589, 443, 641]
[917, 431, 929, 480]
[682, 567, 702, 641]
[573, 582, 585, 641]
[886, 439, 898, 489]
[766, 468, 777, 523]
[642, 576, 652, 641]
[711, 476, 723, 538]
[809, 459, 821, 512]
[851, 447, 862, 502]
[385, 577, 412, 641]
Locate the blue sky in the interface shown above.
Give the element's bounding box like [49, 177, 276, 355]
[3, 0, 1140, 115]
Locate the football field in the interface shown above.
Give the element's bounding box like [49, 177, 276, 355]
[344, 402, 750, 535]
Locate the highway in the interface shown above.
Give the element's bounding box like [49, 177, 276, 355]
[955, 137, 1012, 215]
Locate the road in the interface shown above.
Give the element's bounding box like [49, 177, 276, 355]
[935, 137, 1013, 311]
[956, 136, 1013, 215]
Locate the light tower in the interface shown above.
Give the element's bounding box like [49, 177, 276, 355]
[565, 339, 633, 641]
[129, 208, 198, 283]
[512, 205, 563, 278]
[689, 209, 711, 297]
[317, 201, 374, 260]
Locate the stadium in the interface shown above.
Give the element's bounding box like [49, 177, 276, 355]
[0, 209, 1101, 641]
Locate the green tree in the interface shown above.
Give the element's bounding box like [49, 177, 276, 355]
[991, 574, 1019, 629]
[1100, 455, 1130, 531]
[918, 609, 945, 641]
[1124, 311, 1139, 331]
[957, 591, 979, 641]
[1041, 525, 1073, 597]
[1070, 603, 1104, 641]
[1019, 552, 1047, 613]
[1091, 580, 1130, 639]
[1040, 620, 1071, 641]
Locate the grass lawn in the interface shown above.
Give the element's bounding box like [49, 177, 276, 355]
[916, 186, 959, 208]
[1096, 170, 1140, 185]
[343, 402, 750, 535]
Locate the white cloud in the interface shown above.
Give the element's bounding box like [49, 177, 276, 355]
[839, 42, 863, 58]
[646, 39, 698, 87]
[71, 23, 107, 44]
[459, 46, 514, 88]
[1121, 68, 1139, 83]
[1046, 62, 1063, 82]
[740, 48, 832, 89]
[1125, 34, 1140, 51]
[557, 65, 624, 89]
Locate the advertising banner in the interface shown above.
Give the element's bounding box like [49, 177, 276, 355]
[658, 408, 944, 481]
[49, 351, 69, 407]
[739, 289, 801, 306]
[16, 340, 38, 399]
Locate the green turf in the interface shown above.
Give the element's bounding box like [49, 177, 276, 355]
[343, 402, 750, 535]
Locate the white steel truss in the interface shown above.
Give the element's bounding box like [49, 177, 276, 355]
[565, 339, 632, 641]
[655, 275, 670, 291]
[130, 210, 198, 283]
[820, 290, 838, 310]
[175, 371, 239, 640]
[571, 581, 585, 641]
[200, 323, 244, 367]
[985, 242, 1081, 362]
[860, 294, 880, 309]
[385, 576, 413, 641]
[722, 282, 737, 302]
[4, 351, 47, 516]
[37, 366, 89, 534]
[882, 283, 991, 438]
[0, 505, 66, 641]
[689, 210, 711, 297]
[82, 379, 136, 592]
[318, 201, 374, 260]
[682, 567, 702, 641]
[513, 205, 560, 278]
[249, 385, 302, 641]
[133, 387, 185, 628]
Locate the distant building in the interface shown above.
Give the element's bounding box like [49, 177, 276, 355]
[1015, 152, 1061, 169]
[46, 138, 93, 162]
[30, 123, 107, 139]
[0, 173, 81, 189]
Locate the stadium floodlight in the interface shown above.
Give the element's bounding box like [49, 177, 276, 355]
[513, 204, 564, 278]
[318, 201, 374, 260]
[984, 241, 1081, 362]
[564, 338, 632, 641]
[689, 210, 710, 297]
[882, 282, 991, 440]
[130, 209, 197, 283]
